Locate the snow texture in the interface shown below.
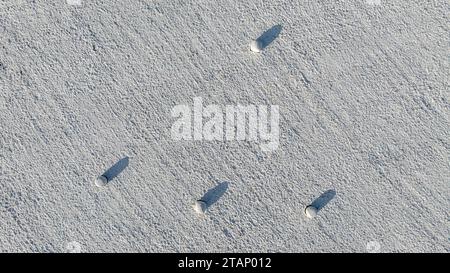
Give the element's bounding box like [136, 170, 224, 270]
[0, 0, 449, 252]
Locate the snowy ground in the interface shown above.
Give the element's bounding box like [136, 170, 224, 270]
[0, 0, 449, 253]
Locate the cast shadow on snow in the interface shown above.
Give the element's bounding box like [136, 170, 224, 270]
[102, 156, 129, 182]
[256, 24, 283, 50]
[200, 181, 229, 208]
[311, 189, 336, 212]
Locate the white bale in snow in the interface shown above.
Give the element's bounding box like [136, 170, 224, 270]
[250, 40, 263, 53]
[304, 205, 318, 219]
[95, 175, 108, 187]
[193, 200, 207, 214]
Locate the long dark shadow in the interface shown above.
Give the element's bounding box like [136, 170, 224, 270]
[201, 181, 229, 208]
[102, 157, 129, 182]
[256, 24, 283, 50]
[311, 189, 336, 211]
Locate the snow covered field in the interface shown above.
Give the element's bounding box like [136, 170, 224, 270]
[0, 0, 448, 252]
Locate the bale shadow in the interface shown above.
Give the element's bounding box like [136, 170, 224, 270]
[311, 189, 336, 211]
[102, 156, 129, 182]
[200, 181, 229, 208]
[256, 24, 283, 50]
